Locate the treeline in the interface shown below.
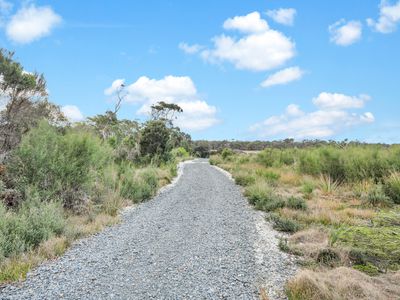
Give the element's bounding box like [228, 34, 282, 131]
[194, 139, 393, 153]
[0, 49, 191, 280]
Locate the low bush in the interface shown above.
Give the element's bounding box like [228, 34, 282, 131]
[270, 214, 301, 233]
[7, 122, 112, 211]
[244, 182, 273, 206]
[255, 169, 280, 183]
[0, 193, 64, 259]
[301, 182, 314, 199]
[287, 197, 307, 210]
[244, 183, 285, 212]
[221, 148, 234, 160]
[234, 174, 256, 186]
[170, 147, 189, 159]
[259, 197, 286, 212]
[383, 172, 400, 204]
[363, 185, 392, 207]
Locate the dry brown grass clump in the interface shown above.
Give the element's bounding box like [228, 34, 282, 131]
[286, 267, 400, 300]
[288, 228, 329, 258]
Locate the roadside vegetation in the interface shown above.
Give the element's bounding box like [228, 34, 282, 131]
[0, 49, 191, 283]
[210, 145, 400, 299]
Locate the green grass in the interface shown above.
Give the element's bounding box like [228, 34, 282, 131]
[331, 226, 400, 271]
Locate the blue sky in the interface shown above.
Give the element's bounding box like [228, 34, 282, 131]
[1, 0, 399, 142]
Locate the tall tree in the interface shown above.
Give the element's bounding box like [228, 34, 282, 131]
[0, 49, 65, 160]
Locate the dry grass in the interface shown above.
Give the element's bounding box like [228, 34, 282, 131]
[0, 236, 69, 283]
[286, 267, 400, 300]
[64, 213, 119, 241]
[280, 171, 304, 186]
[278, 196, 375, 227]
[288, 228, 329, 258]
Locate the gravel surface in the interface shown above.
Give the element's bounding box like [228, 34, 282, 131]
[0, 159, 296, 299]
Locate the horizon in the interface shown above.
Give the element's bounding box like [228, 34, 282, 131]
[1, 0, 399, 143]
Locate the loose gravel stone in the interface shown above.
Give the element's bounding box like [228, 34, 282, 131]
[0, 159, 296, 299]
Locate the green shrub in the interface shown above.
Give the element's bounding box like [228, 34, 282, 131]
[270, 214, 301, 233]
[120, 168, 158, 203]
[287, 196, 307, 210]
[0, 192, 64, 258]
[257, 196, 286, 212]
[234, 174, 256, 186]
[221, 148, 234, 160]
[255, 169, 280, 182]
[278, 238, 290, 252]
[363, 185, 392, 207]
[7, 122, 112, 211]
[244, 183, 273, 206]
[384, 172, 400, 204]
[170, 147, 189, 158]
[301, 182, 314, 199]
[257, 149, 278, 167]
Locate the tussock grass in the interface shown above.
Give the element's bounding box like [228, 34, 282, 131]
[286, 267, 400, 300]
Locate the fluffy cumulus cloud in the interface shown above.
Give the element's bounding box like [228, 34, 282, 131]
[5, 4, 62, 44]
[266, 8, 297, 26]
[261, 66, 304, 88]
[223, 11, 269, 33]
[105, 75, 219, 131]
[367, 0, 400, 33]
[329, 19, 362, 46]
[181, 11, 295, 72]
[312, 92, 370, 110]
[62, 105, 84, 122]
[250, 92, 374, 139]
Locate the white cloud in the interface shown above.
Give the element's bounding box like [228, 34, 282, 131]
[6, 4, 62, 44]
[367, 0, 400, 33]
[178, 42, 204, 54]
[62, 105, 84, 122]
[223, 11, 269, 33]
[329, 19, 362, 46]
[250, 92, 374, 139]
[182, 11, 295, 72]
[286, 104, 304, 117]
[104, 79, 125, 96]
[313, 92, 370, 110]
[266, 8, 297, 26]
[261, 66, 304, 88]
[105, 75, 219, 131]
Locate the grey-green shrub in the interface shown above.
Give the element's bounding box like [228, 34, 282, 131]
[221, 148, 234, 160]
[120, 167, 158, 203]
[235, 174, 256, 186]
[287, 196, 307, 210]
[0, 191, 64, 258]
[270, 214, 301, 233]
[364, 185, 392, 207]
[384, 173, 400, 204]
[301, 182, 314, 199]
[7, 121, 112, 211]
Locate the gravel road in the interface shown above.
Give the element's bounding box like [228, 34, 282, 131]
[0, 160, 296, 300]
